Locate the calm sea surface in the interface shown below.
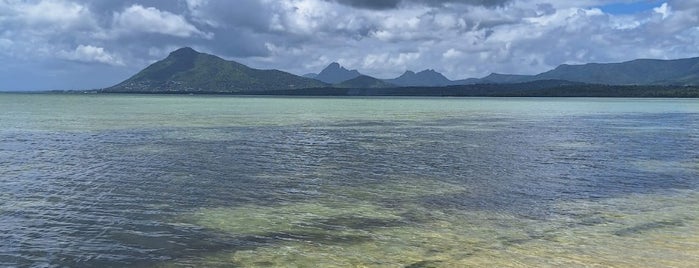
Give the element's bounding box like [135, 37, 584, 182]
[1, 94, 698, 267]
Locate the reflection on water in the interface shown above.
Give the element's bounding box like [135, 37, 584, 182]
[1, 94, 698, 267]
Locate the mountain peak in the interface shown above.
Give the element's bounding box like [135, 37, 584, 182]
[169, 47, 199, 58]
[385, 68, 453, 87]
[484, 72, 505, 78]
[327, 62, 341, 69]
[418, 69, 438, 74]
[315, 62, 362, 84]
[322, 62, 351, 72]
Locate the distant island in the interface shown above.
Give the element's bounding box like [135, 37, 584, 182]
[100, 47, 699, 97]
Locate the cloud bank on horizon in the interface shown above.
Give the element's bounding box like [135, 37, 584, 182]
[1, 0, 697, 90]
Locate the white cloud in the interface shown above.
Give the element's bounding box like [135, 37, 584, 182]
[358, 51, 421, 73]
[443, 48, 464, 59]
[112, 4, 211, 38]
[654, 2, 670, 19]
[58, 45, 124, 66]
[13, 0, 92, 26]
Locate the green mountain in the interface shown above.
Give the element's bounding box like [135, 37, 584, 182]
[315, 62, 362, 84]
[534, 57, 699, 85]
[666, 73, 699, 85]
[460, 57, 699, 86]
[477, 73, 532, 84]
[473, 57, 699, 85]
[335, 75, 396, 88]
[384, 69, 456, 87]
[104, 47, 326, 93]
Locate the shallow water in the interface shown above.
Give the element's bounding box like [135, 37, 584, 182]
[1, 94, 698, 267]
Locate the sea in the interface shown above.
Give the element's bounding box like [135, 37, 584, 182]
[1, 93, 698, 267]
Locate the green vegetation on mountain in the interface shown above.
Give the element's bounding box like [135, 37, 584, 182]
[335, 75, 396, 88]
[314, 62, 362, 84]
[384, 70, 456, 87]
[477, 73, 532, 84]
[534, 57, 699, 85]
[462, 57, 699, 86]
[501, 84, 699, 97]
[104, 47, 326, 93]
[251, 80, 698, 98]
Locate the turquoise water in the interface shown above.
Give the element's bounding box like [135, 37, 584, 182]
[1, 94, 698, 267]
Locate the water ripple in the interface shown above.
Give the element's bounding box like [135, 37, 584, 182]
[1, 98, 698, 267]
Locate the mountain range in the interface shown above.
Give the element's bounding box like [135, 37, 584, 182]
[297, 56, 699, 87]
[103, 47, 699, 94]
[467, 58, 699, 85]
[531, 58, 699, 85]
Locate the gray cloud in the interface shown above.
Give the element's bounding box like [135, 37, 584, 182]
[327, 0, 512, 9]
[329, 0, 401, 10]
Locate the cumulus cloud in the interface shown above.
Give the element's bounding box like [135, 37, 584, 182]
[443, 48, 464, 59]
[326, 0, 512, 9]
[8, 0, 93, 27]
[654, 2, 670, 19]
[58, 45, 124, 66]
[112, 4, 211, 38]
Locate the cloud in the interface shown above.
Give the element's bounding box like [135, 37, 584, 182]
[326, 0, 512, 9]
[443, 48, 464, 59]
[185, 0, 271, 30]
[653, 2, 670, 19]
[112, 4, 211, 38]
[9, 0, 93, 27]
[329, 0, 401, 10]
[0, 38, 13, 49]
[58, 45, 124, 66]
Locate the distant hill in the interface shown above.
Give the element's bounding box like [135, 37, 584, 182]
[660, 72, 699, 85]
[452, 78, 482, 85]
[473, 57, 699, 85]
[104, 47, 326, 93]
[314, 63, 362, 84]
[384, 69, 456, 87]
[478, 73, 532, 84]
[534, 57, 699, 85]
[335, 75, 396, 88]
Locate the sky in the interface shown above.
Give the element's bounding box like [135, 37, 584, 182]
[1, 0, 698, 91]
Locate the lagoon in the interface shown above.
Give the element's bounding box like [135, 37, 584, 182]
[1, 94, 698, 267]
